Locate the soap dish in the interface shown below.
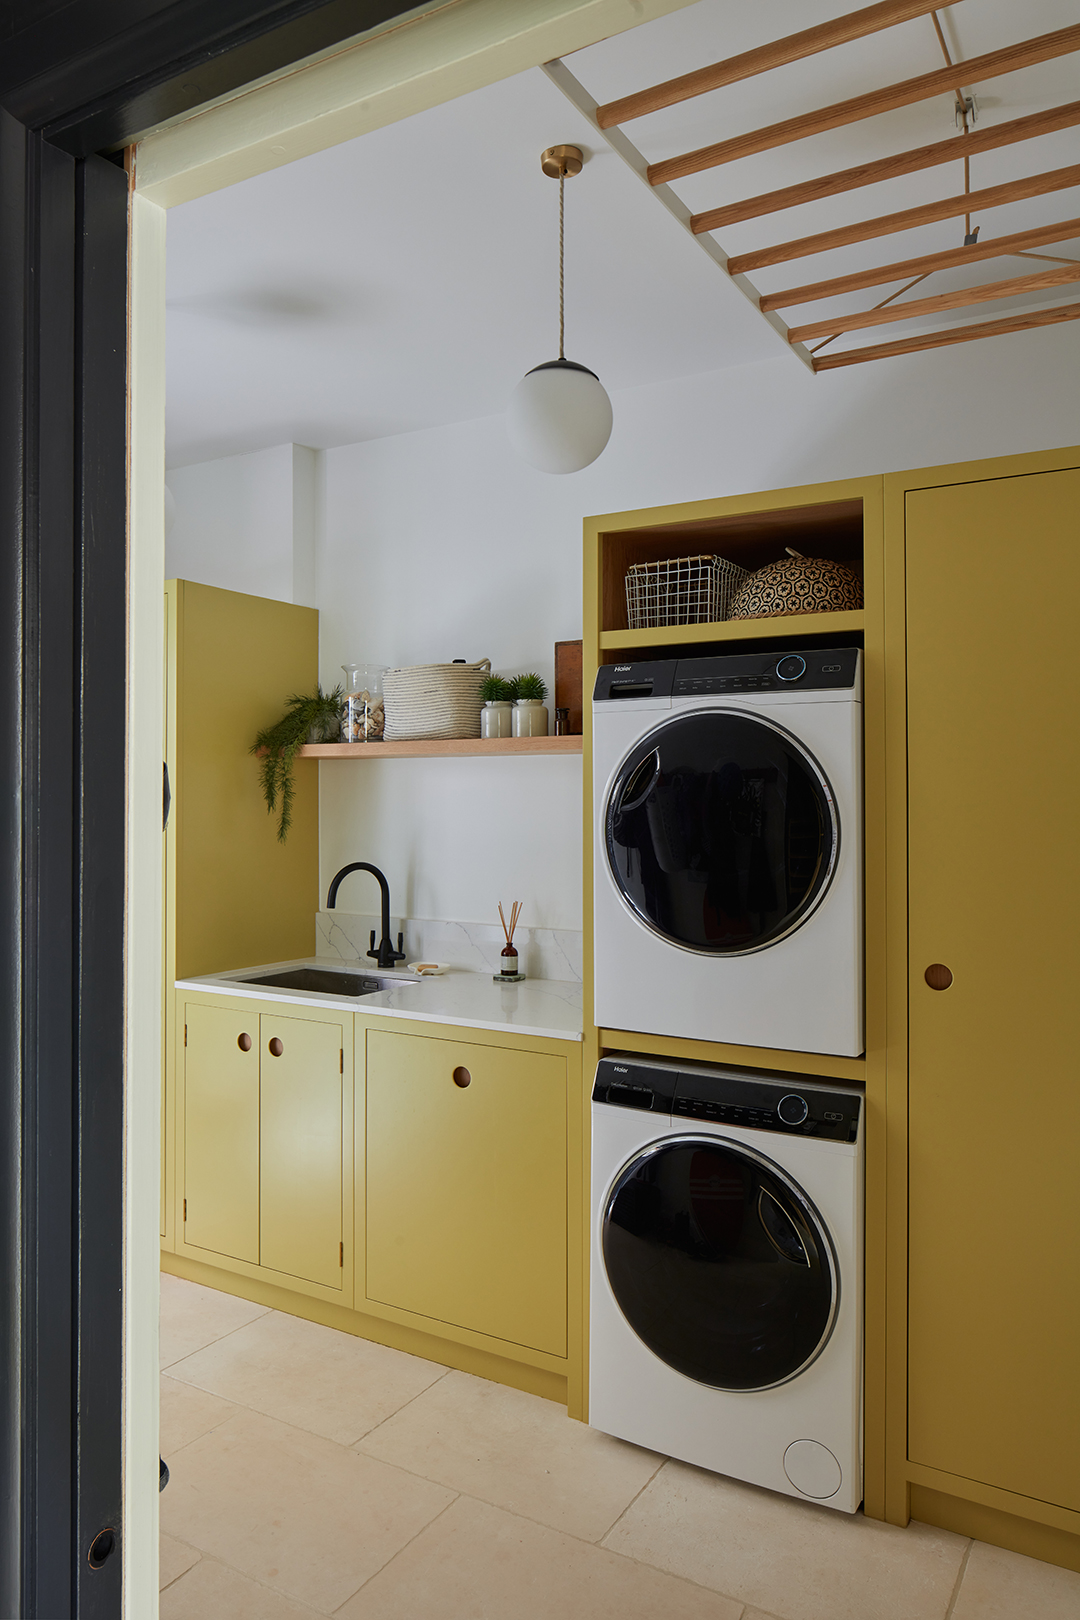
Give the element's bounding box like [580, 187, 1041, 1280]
[494, 972, 526, 983]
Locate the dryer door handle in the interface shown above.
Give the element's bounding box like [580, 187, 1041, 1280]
[615, 749, 661, 814]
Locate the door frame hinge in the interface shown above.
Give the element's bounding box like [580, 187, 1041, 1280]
[340, 1048, 343, 1073]
[183, 1198, 187, 1221]
[184, 1023, 187, 1046]
[339, 1241, 344, 1267]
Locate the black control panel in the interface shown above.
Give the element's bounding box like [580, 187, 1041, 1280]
[593, 1055, 861, 1143]
[593, 648, 859, 702]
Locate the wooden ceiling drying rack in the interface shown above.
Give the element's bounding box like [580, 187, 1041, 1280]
[545, 0, 1080, 369]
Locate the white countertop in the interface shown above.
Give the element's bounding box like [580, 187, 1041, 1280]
[175, 957, 583, 1043]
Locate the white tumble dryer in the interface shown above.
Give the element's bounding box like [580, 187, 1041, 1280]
[590, 1054, 864, 1513]
[592, 647, 863, 1057]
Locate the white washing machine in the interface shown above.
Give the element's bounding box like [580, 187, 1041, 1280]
[590, 1054, 864, 1513]
[593, 647, 863, 1057]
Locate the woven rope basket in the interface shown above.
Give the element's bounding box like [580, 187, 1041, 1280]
[382, 659, 491, 741]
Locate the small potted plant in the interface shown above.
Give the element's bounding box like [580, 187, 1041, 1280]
[480, 674, 515, 739]
[251, 684, 342, 841]
[511, 672, 549, 738]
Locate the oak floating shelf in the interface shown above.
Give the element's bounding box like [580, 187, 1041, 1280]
[299, 735, 583, 760]
[599, 609, 865, 652]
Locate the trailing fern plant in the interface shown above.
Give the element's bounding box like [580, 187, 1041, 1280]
[251, 684, 343, 842]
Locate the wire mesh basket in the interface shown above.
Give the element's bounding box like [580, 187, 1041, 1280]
[624, 554, 750, 630]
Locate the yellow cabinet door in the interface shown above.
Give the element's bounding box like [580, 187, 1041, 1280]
[183, 1002, 260, 1263]
[259, 1011, 344, 1290]
[906, 467, 1080, 1512]
[365, 1030, 567, 1356]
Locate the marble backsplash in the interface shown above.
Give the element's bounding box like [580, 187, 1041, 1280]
[315, 910, 583, 983]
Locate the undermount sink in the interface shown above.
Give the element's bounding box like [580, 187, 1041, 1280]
[241, 967, 384, 997]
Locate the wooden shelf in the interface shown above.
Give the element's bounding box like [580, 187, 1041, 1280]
[599, 609, 865, 653]
[299, 736, 583, 760]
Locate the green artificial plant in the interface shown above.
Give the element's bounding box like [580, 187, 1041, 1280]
[480, 674, 515, 702]
[252, 684, 343, 842]
[511, 672, 548, 701]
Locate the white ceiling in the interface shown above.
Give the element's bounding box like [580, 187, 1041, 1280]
[165, 0, 1080, 467]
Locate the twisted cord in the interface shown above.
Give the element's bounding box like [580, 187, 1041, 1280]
[559, 171, 565, 359]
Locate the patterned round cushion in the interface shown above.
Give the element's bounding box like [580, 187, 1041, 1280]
[728, 556, 863, 620]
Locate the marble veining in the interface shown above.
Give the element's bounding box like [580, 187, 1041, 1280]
[315, 910, 583, 983]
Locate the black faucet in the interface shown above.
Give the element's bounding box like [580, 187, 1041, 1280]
[325, 862, 406, 969]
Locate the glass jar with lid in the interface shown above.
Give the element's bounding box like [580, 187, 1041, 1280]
[341, 664, 387, 742]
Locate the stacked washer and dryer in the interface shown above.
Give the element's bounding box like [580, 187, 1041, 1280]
[589, 646, 865, 1513]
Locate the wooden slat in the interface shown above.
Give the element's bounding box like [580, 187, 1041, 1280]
[692, 102, 1080, 234]
[297, 736, 583, 759]
[647, 23, 1080, 186]
[790, 265, 1080, 343]
[812, 301, 1080, 369]
[760, 219, 1080, 309]
[728, 164, 1080, 275]
[595, 0, 949, 129]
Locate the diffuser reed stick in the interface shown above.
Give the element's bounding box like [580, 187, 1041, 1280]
[497, 901, 523, 979]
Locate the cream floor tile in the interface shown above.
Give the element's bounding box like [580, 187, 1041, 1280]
[357, 1369, 662, 1541]
[158, 1534, 200, 1592]
[160, 1272, 270, 1368]
[336, 1495, 744, 1620]
[167, 1308, 447, 1444]
[602, 1459, 967, 1620]
[160, 1556, 327, 1619]
[160, 1406, 455, 1613]
[160, 1373, 238, 1455]
[950, 1538, 1080, 1620]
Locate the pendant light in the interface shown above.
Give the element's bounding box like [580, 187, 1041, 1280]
[507, 145, 613, 474]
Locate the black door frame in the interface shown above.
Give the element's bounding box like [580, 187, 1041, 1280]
[0, 5, 417, 1613]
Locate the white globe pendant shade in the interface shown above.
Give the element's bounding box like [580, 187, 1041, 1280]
[507, 358, 613, 474]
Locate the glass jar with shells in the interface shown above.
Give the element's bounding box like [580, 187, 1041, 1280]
[341, 663, 386, 742]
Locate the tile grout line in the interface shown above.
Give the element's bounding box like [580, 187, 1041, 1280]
[163, 1549, 337, 1618]
[157, 1535, 202, 1595]
[346, 1363, 454, 1448]
[943, 1537, 974, 1620]
[327, 1492, 462, 1615]
[159, 1300, 275, 1372]
[595, 1453, 669, 1545]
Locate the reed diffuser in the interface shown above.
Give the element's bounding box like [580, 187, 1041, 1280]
[496, 901, 525, 981]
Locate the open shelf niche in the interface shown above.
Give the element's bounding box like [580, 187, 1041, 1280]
[597, 496, 864, 662]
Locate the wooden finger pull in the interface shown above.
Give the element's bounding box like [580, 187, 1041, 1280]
[925, 964, 954, 991]
[237, 1032, 252, 1052]
[452, 1066, 471, 1088]
[268, 1037, 284, 1057]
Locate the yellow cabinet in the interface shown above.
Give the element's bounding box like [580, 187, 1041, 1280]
[905, 467, 1080, 1514]
[183, 1001, 260, 1264]
[260, 1010, 345, 1289]
[365, 1029, 568, 1357]
[179, 995, 349, 1298]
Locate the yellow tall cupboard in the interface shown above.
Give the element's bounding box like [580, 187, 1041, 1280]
[161, 580, 320, 1252]
[895, 454, 1080, 1565]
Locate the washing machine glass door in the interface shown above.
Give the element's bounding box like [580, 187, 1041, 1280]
[602, 1137, 837, 1390]
[605, 711, 837, 954]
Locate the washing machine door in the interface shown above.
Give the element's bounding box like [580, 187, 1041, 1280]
[602, 1136, 837, 1390]
[605, 710, 837, 954]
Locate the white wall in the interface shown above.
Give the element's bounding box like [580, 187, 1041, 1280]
[165, 442, 318, 604]
[317, 322, 1080, 933]
[162, 328, 1080, 937]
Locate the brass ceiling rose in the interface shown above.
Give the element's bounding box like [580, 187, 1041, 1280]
[541, 145, 583, 179]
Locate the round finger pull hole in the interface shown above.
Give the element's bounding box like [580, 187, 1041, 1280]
[925, 963, 953, 991]
[237, 1032, 252, 1052]
[88, 1529, 116, 1570]
[452, 1066, 471, 1088]
[268, 1037, 284, 1057]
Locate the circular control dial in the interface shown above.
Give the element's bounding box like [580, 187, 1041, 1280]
[776, 655, 807, 682]
[778, 1093, 809, 1125]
